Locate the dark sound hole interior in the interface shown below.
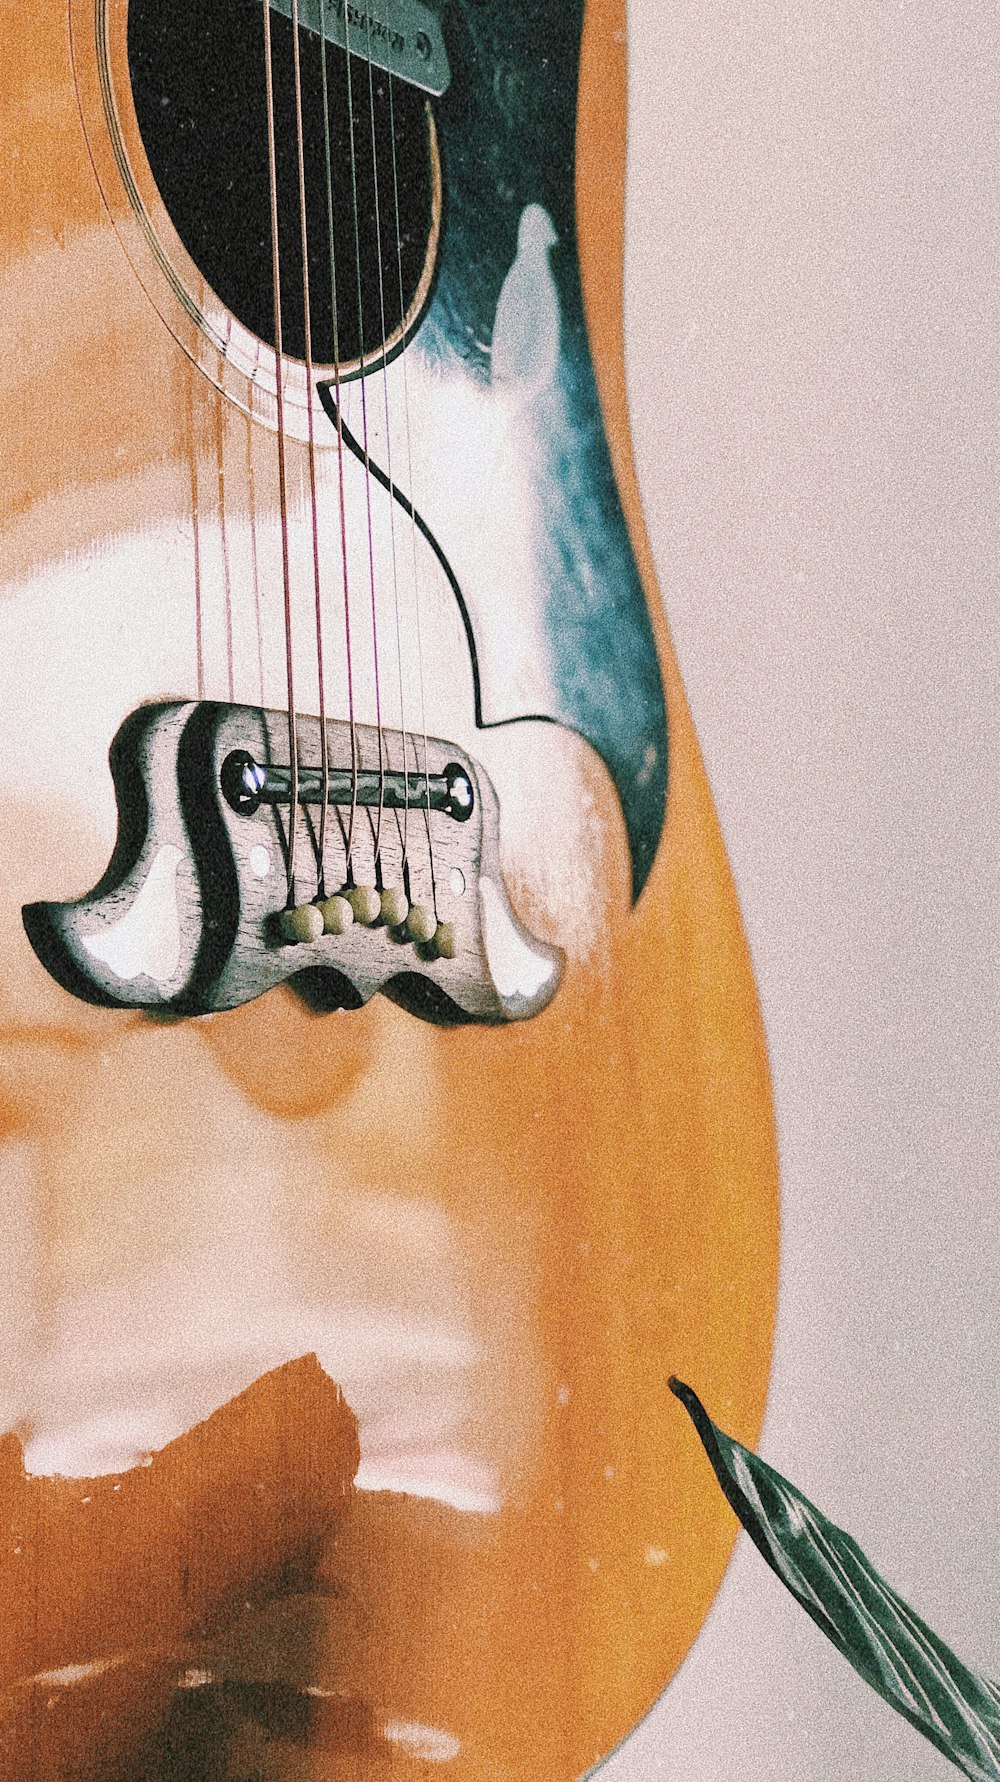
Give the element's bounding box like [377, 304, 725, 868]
[128, 0, 437, 367]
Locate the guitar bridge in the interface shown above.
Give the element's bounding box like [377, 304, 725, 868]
[22, 701, 562, 1026]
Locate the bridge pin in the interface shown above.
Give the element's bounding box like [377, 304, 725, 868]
[347, 885, 382, 927]
[279, 904, 324, 946]
[320, 894, 354, 937]
[433, 921, 457, 960]
[380, 886, 410, 928]
[405, 904, 437, 945]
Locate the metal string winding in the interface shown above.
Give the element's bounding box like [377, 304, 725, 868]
[363, 19, 411, 879]
[387, 74, 438, 916]
[214, 383, 236, 703]
[186, 365, 206, 700]
[261, 0, 300, 904]
[319, 0, 360, 881]
[245, 382, 266, 710]
[290, 0, 331, 894]
[343, 10, 388, 873]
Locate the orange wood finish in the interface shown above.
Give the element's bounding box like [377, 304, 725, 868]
[0, 1360, 359, 1779]
[0, 0, 779, 1777]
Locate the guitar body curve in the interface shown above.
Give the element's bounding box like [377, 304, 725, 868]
[0, 0, 779, 1776]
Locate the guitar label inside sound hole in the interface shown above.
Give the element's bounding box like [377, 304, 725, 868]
[127, 0, 440, 370]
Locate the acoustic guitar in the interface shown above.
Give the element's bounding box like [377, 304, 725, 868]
[0, 0, 779, 1775]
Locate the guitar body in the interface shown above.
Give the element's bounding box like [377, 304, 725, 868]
[0, 0, 778, 1776]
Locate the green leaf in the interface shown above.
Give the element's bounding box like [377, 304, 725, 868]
[671, 1378, 1000, 1781]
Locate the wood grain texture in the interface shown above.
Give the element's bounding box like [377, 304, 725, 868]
[0, 0, 780, 1775]
[0, 1356, 358, 1781]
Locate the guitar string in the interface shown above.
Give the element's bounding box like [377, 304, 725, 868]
[214, 382, 236, 702]
[245, 380, 267, 710]
[319, 0, 360, 885]
[290, 0, 331, 897]
[186, 365, 206, 699]
[256, 8, 428, 908]
[261, 0, 300, 904]
[387, 74, 438, 919]
[343, 12, 388, 882]
[362, 14, 411, 884]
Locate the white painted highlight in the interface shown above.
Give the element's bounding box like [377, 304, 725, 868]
[82, 845, 183, 985]
[355, 1449, 502, 1517]
[490, 204, 561, 402]
[31, 1656, 124, 1689]
[385, 1720, 463, 1764]
[249, 844, 272, 879]
[479, 877, 555, 1004]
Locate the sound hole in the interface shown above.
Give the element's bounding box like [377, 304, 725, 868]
[127, 0, 438, 369]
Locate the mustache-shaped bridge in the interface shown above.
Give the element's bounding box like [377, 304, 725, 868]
[22, 701, 563, 1025]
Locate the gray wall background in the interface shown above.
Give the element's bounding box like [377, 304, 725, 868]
[610, 0, 1000, 1775]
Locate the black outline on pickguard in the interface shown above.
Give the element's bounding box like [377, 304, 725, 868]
[316, 381, 558, 743]
[317, 383, 664, 907]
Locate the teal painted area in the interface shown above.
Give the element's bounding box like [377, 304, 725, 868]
[414, 0, 669, 897]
